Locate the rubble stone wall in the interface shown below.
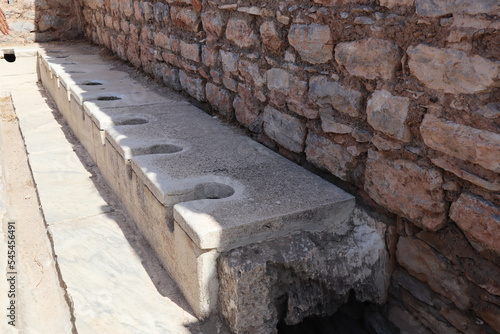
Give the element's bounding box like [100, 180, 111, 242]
[0, 0, 82, 44]
[80, 0, 500, 332]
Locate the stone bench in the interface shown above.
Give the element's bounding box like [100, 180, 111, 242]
[37, 45, 357, 319]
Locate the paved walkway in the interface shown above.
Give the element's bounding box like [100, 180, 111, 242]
[0, 46, 228, 333]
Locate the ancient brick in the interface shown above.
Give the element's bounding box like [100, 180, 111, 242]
[306, 132, 359, 181]
[416, 0, 500, 17]
[262, 106, 306, 153]
[288, 24, 333, 64]
[226, 16, 259, 48]
[366, 90, 411, 142]
[260, 21, 283, 53]
[450, 193, 500, 257]
[309, 76, 363, 118]
[170, 6, 200, 32]
[179, 71, 205, 101]
[396, 237, 471, 311]
[335, 38, 401, 81]
[206, 83, 233, 118]
[365, 150, 446, 231]
[420, 114, 500, 173]
[408, 44, 500, 94]
[234, 84, 262, 131]
[220, 50, 239, 74]
[201, 10, 225, 42]
[180, 41, 200, 62]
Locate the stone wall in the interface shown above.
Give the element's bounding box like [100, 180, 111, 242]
[79, 0, 500, 332]
[0, 0, 81, 43]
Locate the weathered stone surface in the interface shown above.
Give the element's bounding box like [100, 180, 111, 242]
[170, 6, 200, 32]
[266, 68, 310, 118]
[220, 50, 239, 74]
[219, 207, 388, 333]
[476, 103, 500, 119]
[260, 21, 283, 53]
[450, 193, 500, 257]
[397, 236, 471, 310]
[206, 83, 233, 118]
[288, 24, 333, 64]
[225, 16, 259, 48]
[309, 76, 363, 117]
[365, 150, 446, 231]
[431, 156, 500, 192]
[38, 15, 64, 32]
[262, 105, 306, 153]
[416, 0, 500, 16]
[319, 111, 353, 134]
[420, 114, 500, 173]
[180, 41, 200, 62]
[313, 0, 371, 6]
[408, 44, 500, 94]
[335, 38, 400, 81]
[202, 46, 218, 67]
[234, 84, 262, 131]
[179, 70, 205, 101]
[306, 132, 360, 181]
[380, 0, 415, 8]
[366, 90, 411, 142]
[238, 59, 265, 87]
[388, 306, 433, 334]
[201, 10, 225, 42]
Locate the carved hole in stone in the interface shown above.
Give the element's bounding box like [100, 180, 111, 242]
[277, 294, 374, 334]
[2, 49, 16, 63]
[193, 182, 235, 200]
[97, 96, 121, 101]
[132, 144, 182, 156]
[81, 81, 103, 86]
[115, 118, 149, 126]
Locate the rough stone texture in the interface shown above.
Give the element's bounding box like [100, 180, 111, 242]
[416, 0, 500, 16]
[365, 150, 446, 231]
[225, 16, 258, 48]
[206, 83, 233, 119]
[219, 206, 389, 333]
[421, 114, 500, 173]
[262, 105, 306, 153]
[233, 84, 262, 131]
[266, 68, 312, 118]
[179, 70, 206, 101]
[367, 90, 411, 142]
[379, 0, 415, 8]
[170, 6, 200, 32]
[238, 59, 265, 87]
[450, 193, 500, 257]
[408, 44, 500, 94]
[309, 76, 363, 117]
[260, 21, 283, 53]
[306, 132, 360, 181]
[288, 24, 333, 64]
[180, 41, 200, 62]
[335, 38, 401, 81]
[220, 50, 239, 74]
[397, 236, 471, 311]
[201, 10, 225, 42]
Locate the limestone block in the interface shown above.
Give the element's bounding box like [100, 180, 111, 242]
[219, 206, 389, 333]
[420, 114, 500, 173]
[305, 131, 360, 181]
[288, 24, 333, 64]
[335, 38, 401, 81]
[450, 193, 500, 257]
[379, 0, 415, 8]
[366, 90, 411, 142]
[260, 21, 283, 53]
[206, 83, 233, 118]
[364, 150, 446, 231]
[262, 105, 306, 153]
[170, 6, 200, 32]
[309, 75, 363, 117]
[201, 9, 225, 42]
[233, 84, 262, 131]
[416, 0, 500, 16]
[408, 44, 500, 94]
[225, 16, 259, 48]
[179, 70, 206, 101]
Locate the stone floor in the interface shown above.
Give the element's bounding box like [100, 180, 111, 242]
[0, 45, 230, 334]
